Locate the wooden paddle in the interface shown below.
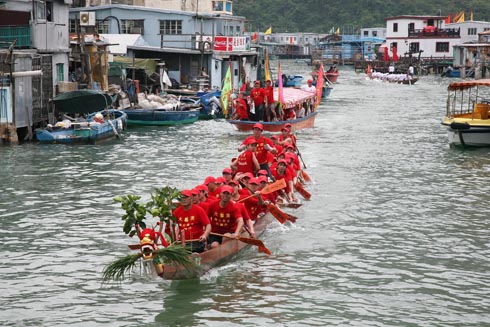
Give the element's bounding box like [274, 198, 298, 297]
[294, 182, 311, 200]
[211, 233, 271, 255]
[238, 178, 286, 202]
[301, 170, 312, 182]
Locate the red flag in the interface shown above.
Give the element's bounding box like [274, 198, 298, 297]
[445, 14, 451, 24]
[392, 46, 398, 62]
[252, 32, 257, 42]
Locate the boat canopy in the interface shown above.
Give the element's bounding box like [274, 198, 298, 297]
[447, 79, 490, 91]
[273, 88, 316, 109]
[53, 90, 116, 114]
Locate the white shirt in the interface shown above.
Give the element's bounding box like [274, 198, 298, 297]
[301, 84, 316, 92]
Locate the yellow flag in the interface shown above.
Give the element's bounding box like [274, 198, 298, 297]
[470, 11, 473, 21]
[265, 27, 272, 35]
[265, 50, 271, 83]
[335, 28, 340, 35]
[220, 66, 232, 116]
[457, 11, 465, 23]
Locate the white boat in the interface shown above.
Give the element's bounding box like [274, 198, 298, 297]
[441, 79, 490, 147]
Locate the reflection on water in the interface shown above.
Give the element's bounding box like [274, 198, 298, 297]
[1, 63, 490, 326]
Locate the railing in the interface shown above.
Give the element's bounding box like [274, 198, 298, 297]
[407, 28, 460, 38]
[0, 26, 31, 48]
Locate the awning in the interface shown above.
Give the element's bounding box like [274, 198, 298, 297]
[448, 79, 490, 91]
[53, 90, 115, 114]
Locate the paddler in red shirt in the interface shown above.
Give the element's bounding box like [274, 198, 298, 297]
[238, 123, 277, 180]
[172, 189, 211, 253]
[231, 137, 260, 176]
[264, 79, 276, 122]
[250, 80, 267, 121]
[207, 186, 244, 248]
[271, 159, 298, 203]
[231, 92, 249, 121]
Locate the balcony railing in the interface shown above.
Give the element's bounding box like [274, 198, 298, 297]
[0, 26, 31, 49]
[408, 27, 460, 38]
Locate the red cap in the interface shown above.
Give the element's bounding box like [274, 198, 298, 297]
[220, 185, 234, 194]
[257, 169, 268, 176]
[281, 126, 290, 131]
[197, 184, 208, 192]
[215, 176, 226, 184]
[241, 172, 254, 179]
[278, 159, 288, 166]
[204, 176, 216, 185]
[190, 188, 200, 196]
[228, 179, 239, 186]
[181, 189, 193, 197]
[254, 80, 261, 85]
[244, 138, 258, 145]
[285, 144, 295, 149]
[271, 135, 278, 139]
[258, 176, 268, 183]
[222, 167, 233, 174]
[307, 79, 313, 83]
[249, 178, 260, 185]
[285, 123, 292, 129]
[253, 123, 263, 131]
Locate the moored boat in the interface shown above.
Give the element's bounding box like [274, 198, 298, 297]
[123, 108, 199, 126]
[441, 79, 490, 147]
[228, 88, 318, 132]
[35, 90, 127, 144]
[325, 71, 340, 83]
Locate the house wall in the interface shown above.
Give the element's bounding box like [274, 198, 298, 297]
[446, 21, 490, 43]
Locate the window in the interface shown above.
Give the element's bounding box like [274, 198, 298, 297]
[393, 23, 398, 32]
[225, 1, 232, 12]
[436, 42, 449, 52]
[408, 23, 415, 31]
[363, 31, 369, 36]
[213, 1, 223, 11]
[96, 20, 109, 34]
[122, 20, 144, 34]
[484, 28, 490, 31]
[69, 19, 76, 33]
[372, 31, 377, 37]
[36, 2, 45, 20]
[468, 28, 477, 35]
[409, 42, 420, 53]
[159, 20, 182, 35]
[56, 63, 64, 84]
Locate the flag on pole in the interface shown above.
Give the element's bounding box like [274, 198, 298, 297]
[457, 12, 465, 23]
[162, 70, 172, 88]
[265, 27, 272, 35]
[277, 60, 284, 105]
[335, 28, 340, 35]
[315, 64, 324, 107]
[265, 49, 271, 83]
[392, 46, 399, 62]
[328, 27, 335, 34]
[470, 11, 474, 21]
[252, 32, 258, 42]
[220, 64, 232, 116]
[445, 14, 451, 24]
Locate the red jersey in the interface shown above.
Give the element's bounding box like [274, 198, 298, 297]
[234, 98, 248, 120]
[264, 85, 274, 104]
[243, 135, 273, 165]
[208, 200, 243, 234]
[235, 150, 256, 175]
[239, 192, 263, 220]
[172, 205, 210, 240]
[271, 167, 295, 193]
[234, 201, 251, 222]
[251, 87, 266, 106]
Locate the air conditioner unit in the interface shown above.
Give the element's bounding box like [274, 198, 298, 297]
[80, 12, 96, 27]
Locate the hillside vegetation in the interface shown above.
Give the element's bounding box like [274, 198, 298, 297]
[233, 0, 490, 34]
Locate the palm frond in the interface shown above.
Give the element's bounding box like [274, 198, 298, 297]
[155, 245, 197, 271]
[102, 253, 141, 283]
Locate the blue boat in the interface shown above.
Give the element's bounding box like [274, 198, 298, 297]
[123, 108, 200, 126]
[197, 90, 223, 119]
[36, 109, 127, 144]
[35, 90, 127, 144]
[275, 74, 304, 88]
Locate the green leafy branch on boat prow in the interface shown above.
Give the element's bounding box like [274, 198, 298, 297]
[102, 245, 195, 283]
[113, 186, 181, 239]
[104, 186, 195, 282]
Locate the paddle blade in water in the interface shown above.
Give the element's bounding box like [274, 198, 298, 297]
[261, 178, 286, 194]
[267, 203, 288, 224]
[295, 183, 311, 200]
[301, 170, 311, 182]
[258, 245, 272, 255]
[287, 214, 298, 223]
